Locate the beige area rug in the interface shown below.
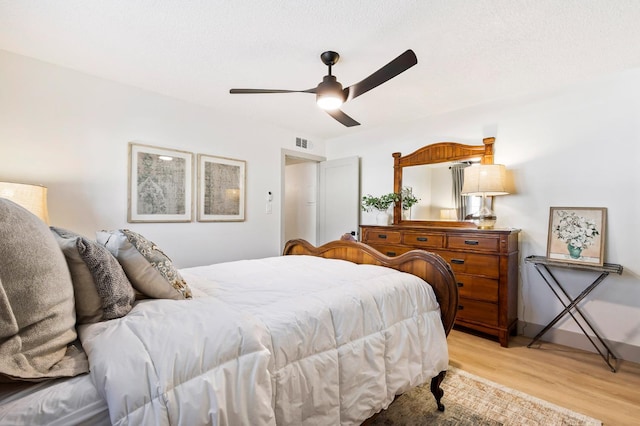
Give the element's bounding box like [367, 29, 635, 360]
[371, 367, 601, 426]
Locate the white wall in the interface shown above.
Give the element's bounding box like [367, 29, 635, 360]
[326, 68, 640, 361]
[0, 50, 325, 268]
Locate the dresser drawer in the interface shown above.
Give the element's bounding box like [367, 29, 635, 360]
[362, 229, 401, 244]
[438, 251, 499, 278]
[457, 298, 499, 326]
[447, 234, 500, 252]
[455, 274, 499, 302]
[367, 244, 411, 258]
[402, 231, 444, 249]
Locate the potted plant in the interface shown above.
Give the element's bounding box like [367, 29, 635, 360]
[398, 187, 419, 220]
[361, 193, 399, 225]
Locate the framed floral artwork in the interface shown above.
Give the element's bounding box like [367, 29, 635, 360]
[546, 207, 606, 266]
[128, 143, 194, 222]
[197, 154, 246, 222]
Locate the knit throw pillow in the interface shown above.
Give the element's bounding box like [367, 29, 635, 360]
[96, 229, 192, 300]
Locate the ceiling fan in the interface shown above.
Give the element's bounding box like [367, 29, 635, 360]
[229, 49, 417, 127]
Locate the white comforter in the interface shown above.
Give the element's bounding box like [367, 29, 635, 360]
[79, 255, 449, 425]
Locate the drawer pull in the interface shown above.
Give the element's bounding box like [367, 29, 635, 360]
[458, 305, 464, 310]
[457, 282, 464, 288]
[386, 251, 396, 257]
[378, 234, 387, 239]
[464, 240, 479, 245]
[416, 237, 428, 242]
[451, 259, 465, 265]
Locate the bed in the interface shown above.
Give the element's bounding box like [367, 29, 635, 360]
[0, 198, 458, 425]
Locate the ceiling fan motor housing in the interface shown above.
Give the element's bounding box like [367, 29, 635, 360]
[318, 75, 344, 97]
[316, 75, 345, 109]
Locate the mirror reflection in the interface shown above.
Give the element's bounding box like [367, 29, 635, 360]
[402, 162, 481, 221]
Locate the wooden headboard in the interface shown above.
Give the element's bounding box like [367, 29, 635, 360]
[283, 239, 458, 335]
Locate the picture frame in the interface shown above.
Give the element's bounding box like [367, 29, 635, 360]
[128, 143, 194, 223]
[197, 154, 246, 222]
[546, 207, 606, 266]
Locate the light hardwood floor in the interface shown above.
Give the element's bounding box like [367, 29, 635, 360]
[447, 329, 640, 425]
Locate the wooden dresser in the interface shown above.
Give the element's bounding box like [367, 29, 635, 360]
[361, 224, 519, 347]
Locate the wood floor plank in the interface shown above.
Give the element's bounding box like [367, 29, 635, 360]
[447, 329, 640, 425]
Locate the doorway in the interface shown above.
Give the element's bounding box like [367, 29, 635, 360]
[284, 155, 319, 245]
[281, 150, 360, 250]
[282, 150, 324, 250]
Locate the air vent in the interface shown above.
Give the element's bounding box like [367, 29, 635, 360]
[295, 137, 308, 149]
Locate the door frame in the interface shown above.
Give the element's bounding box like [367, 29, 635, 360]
[281, 149, 326, 251]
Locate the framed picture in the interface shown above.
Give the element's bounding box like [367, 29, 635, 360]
[197, 154, 246, 222]
[546, 207, 606, 266]
[128, 143, 194, 222]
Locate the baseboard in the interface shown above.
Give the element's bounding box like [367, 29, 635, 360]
[518, 321, 640, 365]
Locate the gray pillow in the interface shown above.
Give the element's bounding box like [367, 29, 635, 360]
[96, 229, 192, 300]
[50, 227, 136, 323]
[0, 199, 88, 381]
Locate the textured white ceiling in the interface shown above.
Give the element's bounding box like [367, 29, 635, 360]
[2, 0, 640, 139]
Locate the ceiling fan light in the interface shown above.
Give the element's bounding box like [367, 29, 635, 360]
[317, 94, 343, 110]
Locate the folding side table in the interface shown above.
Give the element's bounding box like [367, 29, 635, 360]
[524, 255, 623, 372]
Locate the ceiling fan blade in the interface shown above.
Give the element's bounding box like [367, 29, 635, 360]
[230, 88, 316, 94]
[326, 109, 360, 127]
[345, 49, 417, 101]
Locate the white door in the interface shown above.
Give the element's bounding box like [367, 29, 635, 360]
[317, 156, 360, 245]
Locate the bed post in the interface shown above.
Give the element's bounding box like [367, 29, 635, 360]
[430, 370, 447, 411]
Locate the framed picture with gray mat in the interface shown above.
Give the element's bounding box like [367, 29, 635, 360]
[128, 142, 194, 223]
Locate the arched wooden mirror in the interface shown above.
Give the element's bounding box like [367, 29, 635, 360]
[392, 137, 495, 226]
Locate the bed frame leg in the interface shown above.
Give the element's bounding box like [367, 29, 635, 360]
[430, 370, 446, 411]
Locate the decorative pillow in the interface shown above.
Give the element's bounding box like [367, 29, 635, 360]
[0, 199, 88, 381]
[96, 229, 192, 300]
[50, 227, 136, 324]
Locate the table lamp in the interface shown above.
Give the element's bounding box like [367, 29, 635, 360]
[0, 182, 50, 224]
[460, 164, 508, 229]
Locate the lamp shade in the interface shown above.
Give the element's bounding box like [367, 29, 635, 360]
[460, 164, 509, 196]
[0, 182, 50, 224]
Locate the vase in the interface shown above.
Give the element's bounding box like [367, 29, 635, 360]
[376, 211, 390, 225]
[402, 208, 411, 221]
[567, 244, 582, 259]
